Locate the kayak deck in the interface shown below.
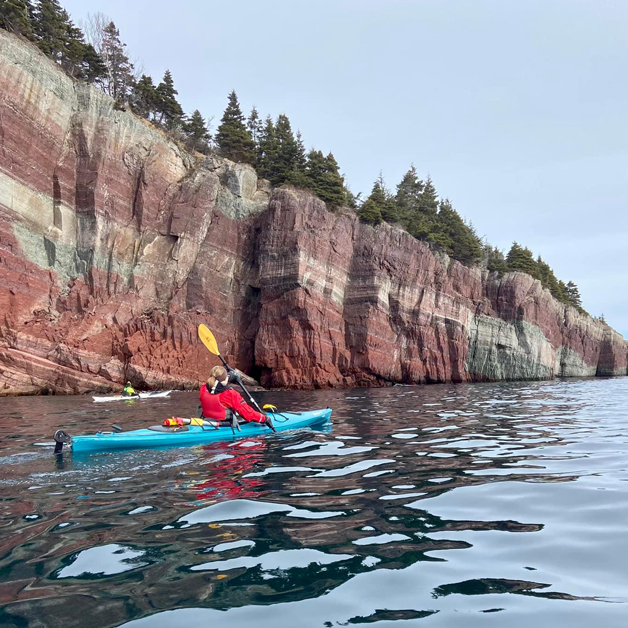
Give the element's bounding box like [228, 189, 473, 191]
[70, 408, 332, 453]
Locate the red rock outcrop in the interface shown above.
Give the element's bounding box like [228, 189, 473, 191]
[0, 30, 625, 394]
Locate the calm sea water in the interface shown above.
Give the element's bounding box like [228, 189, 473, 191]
[1, 378, 627, 628]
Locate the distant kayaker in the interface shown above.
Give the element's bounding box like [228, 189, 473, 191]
[200, 366, 275, 431]
[122, 381, 136, 397]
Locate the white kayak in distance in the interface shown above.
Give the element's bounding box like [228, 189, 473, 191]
[92, 390, 173, 403]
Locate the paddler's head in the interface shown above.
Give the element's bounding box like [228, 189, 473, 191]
[207, 365, 228, 389]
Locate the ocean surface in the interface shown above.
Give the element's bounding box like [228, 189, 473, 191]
[0, 377, 627, 628]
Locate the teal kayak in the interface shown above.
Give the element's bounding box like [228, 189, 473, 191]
[64, 409, 332, 454]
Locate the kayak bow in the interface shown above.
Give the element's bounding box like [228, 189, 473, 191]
[61, 408, 332, 454]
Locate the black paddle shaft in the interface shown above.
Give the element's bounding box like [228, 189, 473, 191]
[218, 354, 265, 415]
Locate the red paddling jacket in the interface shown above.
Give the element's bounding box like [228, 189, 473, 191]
[199, 381, 265, 423]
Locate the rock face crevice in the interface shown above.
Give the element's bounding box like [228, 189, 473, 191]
[0, 30, 626, 394]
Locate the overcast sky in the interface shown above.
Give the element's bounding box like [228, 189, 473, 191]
[63, 0, 628, 337]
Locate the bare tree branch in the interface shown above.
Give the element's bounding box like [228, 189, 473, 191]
[81, 12, 109, 55]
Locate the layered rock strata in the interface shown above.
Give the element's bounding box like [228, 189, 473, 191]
[0, 30, 625, 394]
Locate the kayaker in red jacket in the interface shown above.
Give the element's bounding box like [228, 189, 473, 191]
[199, 365, 275, 431]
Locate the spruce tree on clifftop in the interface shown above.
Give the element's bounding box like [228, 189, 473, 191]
[320, 152, 346, 207]
[247, 106, 262, 143]
[184, 109, 211, 154]
[408, 174, 439, 240]
[536, 256, 562, 299]
[156, 70, 184, 129]
[131, 74, 158, 119]
[565, 281, 582, 309]
[61, 22, 103, 81]
[269, 113, 298, 186]
[99, 21, 134, 102]
[285, 130, 309, 187]
[418, 175, 439, 215]
[30, 0, 68, 59]
[486, 246, 508, 275]
[76, 38, 107, 83]
[256, 115, 277, 178]
[506, 242, 539, 278]
[395, 166, 423, 229]
[216, 91, 256, 165]
[377, 173, 399, 223]
[0, 0, 34, 38]
[357, 198, 383, 225]
[359, 175, 396, 224]
[27, 1, 105, 83]
[304, 150, 345, 207]
[431, 200, 483, 265]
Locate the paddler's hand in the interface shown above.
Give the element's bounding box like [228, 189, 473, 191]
[264, 414, 276, 432]
[228, 370, 242, 385]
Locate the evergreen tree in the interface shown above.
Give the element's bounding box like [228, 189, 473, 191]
[131, 74, 158, 119]
[486, 246, 508, 275]
[357, 198, 383, 225]
[0, 0, 34, 38]
[256, 115, 277, 178]
[303, 149, 325, 193]
[156, 69, 184, 129]
[304, 150, 345, 206]
[28, 1, 105, 82]
[367, 178, 388, 209]
[99, 21, 134, 101]
[407, 174, 439, 240]
[357, 180, 385, 224]
[360, 176, 397, 224]
[294, 131, 307, 171]
[267, 113, 298, 185]
[62, 22, 86, 75]
[536, 256, 562, 299]
[430, 200, 483, 265]
[30, 0, 68, 59]
[184, 109, 211, 154]
[565, 281, 582, 309]
[321, 152, 346, 207]
[79, 40, 107, 83]
[395, 165, 423, 229]
[246, 106, 262, 143]
[215, 90, 256, 165]
[506, 242, 539, 278]
[377, 173, 399, 223]
[557, 280, 569, 303]
[285, 130, 309, 188]
[61, 23, 105, 81]
[418, 175, 439, 215]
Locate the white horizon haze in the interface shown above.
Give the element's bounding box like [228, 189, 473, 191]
[61, 0, 628, 338]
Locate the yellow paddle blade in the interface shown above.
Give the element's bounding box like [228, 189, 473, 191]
[263, 404, 277, 412]
[198, 324, 220, 356]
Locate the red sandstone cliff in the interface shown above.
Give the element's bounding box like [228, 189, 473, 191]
[0, 30, 625, 395]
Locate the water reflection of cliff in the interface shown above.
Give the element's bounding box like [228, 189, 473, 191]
[0, 380, 619, 628]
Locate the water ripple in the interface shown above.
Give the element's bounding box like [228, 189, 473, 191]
[0, 378, 627, 627]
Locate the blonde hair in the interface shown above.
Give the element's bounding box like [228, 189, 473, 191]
[207, 365, 228, 389]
